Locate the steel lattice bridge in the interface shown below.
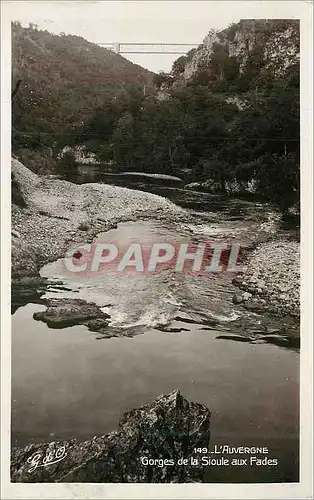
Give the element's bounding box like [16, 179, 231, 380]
[97, 43, 199, 54]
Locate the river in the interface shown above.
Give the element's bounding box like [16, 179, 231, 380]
[11, 172, 299, 483]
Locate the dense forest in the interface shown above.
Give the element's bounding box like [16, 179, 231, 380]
[12, 20, 300, 213]
[11, 21, 153, 171]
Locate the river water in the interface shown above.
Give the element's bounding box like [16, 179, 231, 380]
[11, 173, 299, 482]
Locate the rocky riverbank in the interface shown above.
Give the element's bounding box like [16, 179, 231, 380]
[11, 158, 299, 319]
[233, 240, 299, 318]
[11, 158, 185, 280]
[11, 390, 210, 483]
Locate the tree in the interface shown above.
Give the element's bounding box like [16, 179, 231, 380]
[56, 152, 78, 180]
[256, 153, 299, 213]
[153, 71, 174, 90]
[112, 112, 136, 168]
[171, 56, 187, 77]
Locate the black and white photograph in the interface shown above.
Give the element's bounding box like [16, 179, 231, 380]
[1, 0, 313, 497]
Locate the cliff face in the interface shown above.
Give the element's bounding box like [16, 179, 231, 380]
[180, 20, 299, 86]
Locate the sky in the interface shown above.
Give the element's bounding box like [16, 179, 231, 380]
[5, 1, 249, 72]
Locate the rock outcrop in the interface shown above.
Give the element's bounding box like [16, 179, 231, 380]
[33, 298, 110, 330]
[179, 20, 299, 85]
[11, 391, 211, 483]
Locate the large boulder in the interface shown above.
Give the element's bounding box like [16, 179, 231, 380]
[11, 390, 211, 483]
[33, 298, 110, 330]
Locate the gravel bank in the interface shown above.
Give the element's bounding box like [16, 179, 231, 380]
[11, 159, 185, 279]
[12, 159, 300, 319]
[233, 240, 300, 318]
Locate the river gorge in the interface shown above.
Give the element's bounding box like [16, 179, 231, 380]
[11, 168, 299, 483]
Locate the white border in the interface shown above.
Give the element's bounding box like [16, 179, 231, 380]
[1, 1, 313, 498]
